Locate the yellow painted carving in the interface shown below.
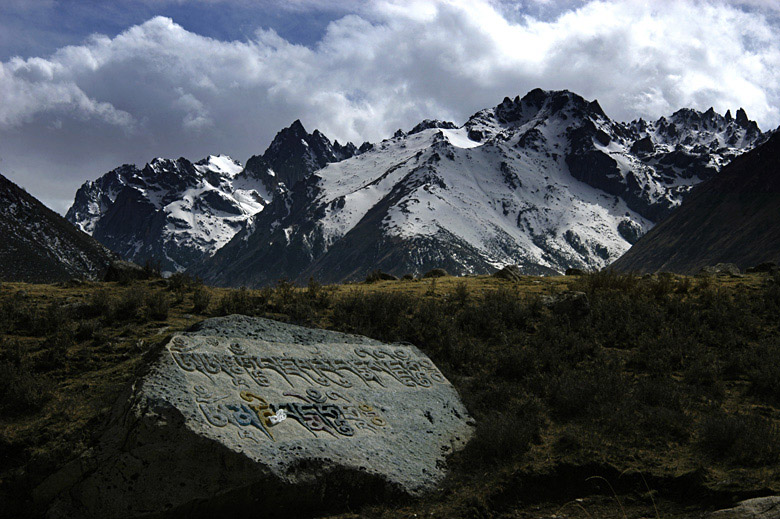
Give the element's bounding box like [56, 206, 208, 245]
[240, 391, 276, 441]
[358, 403, 387, 427]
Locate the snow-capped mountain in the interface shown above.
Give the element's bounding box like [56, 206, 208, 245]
[191, 89, 766, 286]
[67, 155, 265, 272]
[611, 130, 780, 274]
[0, 172, 115, 282]
[66, 121, 357, 272]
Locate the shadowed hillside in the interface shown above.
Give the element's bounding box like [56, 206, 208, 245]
[611, 132, 780, 273]
[0, 173, 115, 283]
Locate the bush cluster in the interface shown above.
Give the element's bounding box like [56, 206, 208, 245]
[0, 339, 50, 415]
[3, 269, 780, 506]
[324, 271, 780, 467]
[212, 278, 334, 324]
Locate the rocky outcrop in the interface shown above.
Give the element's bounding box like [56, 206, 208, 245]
[746, 262, 778, 274]
[541, 291, 591, 318]
[38, 316, 473, 518]
[243, 120, 358, 194]
[710, 496, 780, 519]
[408, 119, 458, 135]
[492, 264, 523, 282]
[365, 270, 399, 282]
[698, 263, 742, 277]
[103, 260, 149, 282]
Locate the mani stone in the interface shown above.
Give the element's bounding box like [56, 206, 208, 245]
[39, 315, 474, 518]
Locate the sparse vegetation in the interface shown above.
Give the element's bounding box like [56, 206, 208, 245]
[192, 286, 212, 314]
[0, 339, 49, 415]
[699, 411, 780, 466]
[1, 271, 780, 518]
[144, 290, 170, 321]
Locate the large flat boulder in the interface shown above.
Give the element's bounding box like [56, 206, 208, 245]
[39, 316, 473, 518]
[710, 496, 780, 518]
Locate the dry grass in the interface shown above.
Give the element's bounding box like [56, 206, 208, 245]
[0, 270, 778, 518]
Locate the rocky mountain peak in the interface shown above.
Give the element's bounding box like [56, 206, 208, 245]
[139, 157, 199, 192]
[733, 108, 761, 134]
[485, 89, 608, 132]
[244, 120, 357, 193]
[265, 120, 312, 156]
[332, 140, 358, 159]
[637, 105, 763, 153]
[68, 118, 361, 274]
[409, 119, 458, 135]
[736, 107, 749, 126]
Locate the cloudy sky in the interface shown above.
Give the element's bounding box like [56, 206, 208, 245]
[1, 0, 779, 213]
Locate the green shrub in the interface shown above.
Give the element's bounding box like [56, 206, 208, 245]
[747, 341, 780, 405]
[87, 289, 113, 320]
[167, 272, 200, 293]
[331, 290, 414, 342]
[192, 287, 212, 314]
[457, 287, 534, 340]
[571, 270, 639, 295]
[637, 406, 692, 442]
[0, 338, 23, 366]
[461, 398, 543, 466]
[0, 360, 49, 415]
[263, 279, 330, 323]
[699, 411, 780, 466]
[75, 320, 101, 342]
[272, 278, 296, 302]
[543, 362, 628, 421]
[451, 281, 470, 306]
[113, 286, 147, 321]
[425, 278, 437, 296]
[764, 282, 780, 314]
[648, 274, 676, 299]
[145, 291, 170, 321]
[676, 276, 693, 294]
[38, 302, 68, 336]
[35, 329, 73, 372]
[632, 376, 691, 441]
[495, 346, 538, 380]
[633, 376, 685, 411]
[3, 300, 70, 337]
[215, 288, 265, 316]
[142, 259, 163, 278]
[683, 352, 722, 391]
[305, 278, 332, 308]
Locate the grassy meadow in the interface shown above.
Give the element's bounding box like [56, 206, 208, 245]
[1, 269, 780, 517]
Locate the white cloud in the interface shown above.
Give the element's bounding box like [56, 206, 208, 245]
[0, 0, 778, 213]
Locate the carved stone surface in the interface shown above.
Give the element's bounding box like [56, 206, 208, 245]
[39, 315, 473, 518]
